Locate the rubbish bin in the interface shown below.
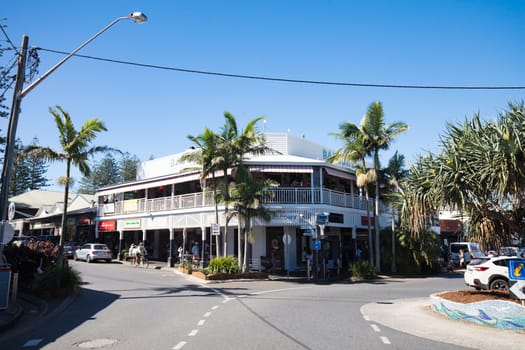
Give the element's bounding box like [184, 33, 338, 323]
[0, 266, 11, 310]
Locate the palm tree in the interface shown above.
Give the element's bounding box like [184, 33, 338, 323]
[214, 112, 269, 256]
[182, 112, 270, 258]
[331, 102, 408, 271]
[328, 124, 374, 265]
[180, 128, 222, 257]
[25, 105, 115, 265]
[228, 164, 277, 271]
[400, 102, 525, 249]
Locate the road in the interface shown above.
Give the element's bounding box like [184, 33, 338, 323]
[2, 261, 470, 349]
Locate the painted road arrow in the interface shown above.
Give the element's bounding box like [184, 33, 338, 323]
[510, 280, 525, 300]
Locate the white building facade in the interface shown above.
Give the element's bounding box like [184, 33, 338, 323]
[94, 133, 391, 274]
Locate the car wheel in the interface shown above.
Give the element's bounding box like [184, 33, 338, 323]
[86, 255, 92, 263]
[490, 278, 509, 290]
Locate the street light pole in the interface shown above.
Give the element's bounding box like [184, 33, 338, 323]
[0, 12, 147, 259]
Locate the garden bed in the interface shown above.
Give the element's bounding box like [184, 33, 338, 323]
[191, 271, 268, 281]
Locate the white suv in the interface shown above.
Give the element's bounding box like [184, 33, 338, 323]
[74, 243, 113, 263]
[464, 256, 518, 290]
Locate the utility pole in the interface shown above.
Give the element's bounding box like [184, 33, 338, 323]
[0, 35, 28, 253]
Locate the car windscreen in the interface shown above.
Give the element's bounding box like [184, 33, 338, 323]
[94, 245, 108, 250]
[450, 244, 469, 253]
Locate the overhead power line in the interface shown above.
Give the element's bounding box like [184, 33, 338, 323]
[36, 47, 525, 90]
[0, 24, 19, 54]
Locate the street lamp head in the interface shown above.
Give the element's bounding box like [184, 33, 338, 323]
[128, 12, 147, 23]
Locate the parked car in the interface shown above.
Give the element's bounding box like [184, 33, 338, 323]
[74, 243, 113, 263]
[464, 256, 519, 290]
[63, 242, 81, 258]
[449, 242, 481, 266]
[499, 246, 518, 256]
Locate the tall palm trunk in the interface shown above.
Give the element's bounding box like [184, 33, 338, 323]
[374, 152, 381, 272]
[237, 218, 243, 269]
[222, 170, 229, 257]
[243, 217, 250, 272]
[58, 159, 71, 267]
[212, 173, 220, 259]
[374, 179, 380, 271]
[364, 187, 373, 266]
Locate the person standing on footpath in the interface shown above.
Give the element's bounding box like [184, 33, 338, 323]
[128, 244, 137, 265]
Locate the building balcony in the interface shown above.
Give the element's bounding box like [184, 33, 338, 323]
[99, 187, 373, 217]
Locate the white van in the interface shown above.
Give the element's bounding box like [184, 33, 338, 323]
[449, 242, 481, 265]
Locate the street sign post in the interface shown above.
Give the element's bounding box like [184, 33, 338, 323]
[211, 223, 220, 236]
[508, 259, 525, 303]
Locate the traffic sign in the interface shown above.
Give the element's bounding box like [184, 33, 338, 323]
[510, 281, 525, 300]
[316, 213, 328, 225]
[211, 224, 220, 236]
[312, 240, 321, 250]
[508, 260, 525, 280]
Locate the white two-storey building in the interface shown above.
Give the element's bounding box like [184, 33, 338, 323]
[94, 133, 390, 274]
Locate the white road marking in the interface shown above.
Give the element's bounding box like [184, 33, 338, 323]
[371, 324, 381, 332]
[211, 305, 219, 310]
[173, 341, 187, 349]
[188, 329, 198, 336]
[198, 319, 206, 326]
[23, 339, 43, 347]
[363, 315, 370, 321]
[204, 312, 211, 317]
[380, 336, 391, 344]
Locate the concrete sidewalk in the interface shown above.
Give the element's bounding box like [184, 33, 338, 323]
[361, 297, 524, 350]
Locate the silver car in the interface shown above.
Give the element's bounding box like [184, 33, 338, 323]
[74, 243, 113, 263]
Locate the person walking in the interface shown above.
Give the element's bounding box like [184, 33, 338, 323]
[177, 245, 183, 264]
[136, 242, 148, 267]
[191, 242, 200, 266]
[128, 244, 137, 265]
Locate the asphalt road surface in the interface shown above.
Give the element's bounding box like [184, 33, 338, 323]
[2, 260, 471, 349]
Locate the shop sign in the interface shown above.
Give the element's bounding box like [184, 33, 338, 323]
[79, 217, 91, 224]
[123, 219, 141, 230]
[98, 220, 116, 231]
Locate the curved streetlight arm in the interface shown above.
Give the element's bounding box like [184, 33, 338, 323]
[21, 12, 147, 98]
[0, 12, 147, 259]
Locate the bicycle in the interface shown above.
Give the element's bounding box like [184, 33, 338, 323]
[137, 254, 149, 268]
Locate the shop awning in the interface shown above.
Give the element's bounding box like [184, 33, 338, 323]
[324, 167, 356, 181]
[249, 165, 313, 173]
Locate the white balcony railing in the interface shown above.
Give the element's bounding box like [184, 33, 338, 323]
[100, 187, 373, 217]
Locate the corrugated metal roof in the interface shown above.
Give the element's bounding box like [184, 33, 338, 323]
[8, 190, 72, 209]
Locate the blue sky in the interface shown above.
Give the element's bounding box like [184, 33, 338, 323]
[2, 1, 524, 190]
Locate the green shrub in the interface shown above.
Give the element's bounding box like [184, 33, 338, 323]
[34, 264, 81, 296]
[181, 260, 193, 272]
[208, 256, 239, 274]
[349, 260, 376, 278]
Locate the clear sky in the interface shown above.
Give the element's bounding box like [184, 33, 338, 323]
[2, 1, 524, 190]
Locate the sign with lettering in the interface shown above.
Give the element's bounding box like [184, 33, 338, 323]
[123, 219, 141, 230]
[98, 220, 116, 231]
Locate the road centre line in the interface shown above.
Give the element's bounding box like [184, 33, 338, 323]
[211, 305, 219, 310]
[198, 319, 206, 326]
[204, 312, 211, 317]
[371, 324, 381, 332]
[173, 341, 186, 349]
[188, 329, 198, 336]
[380, 336, 391, 344]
